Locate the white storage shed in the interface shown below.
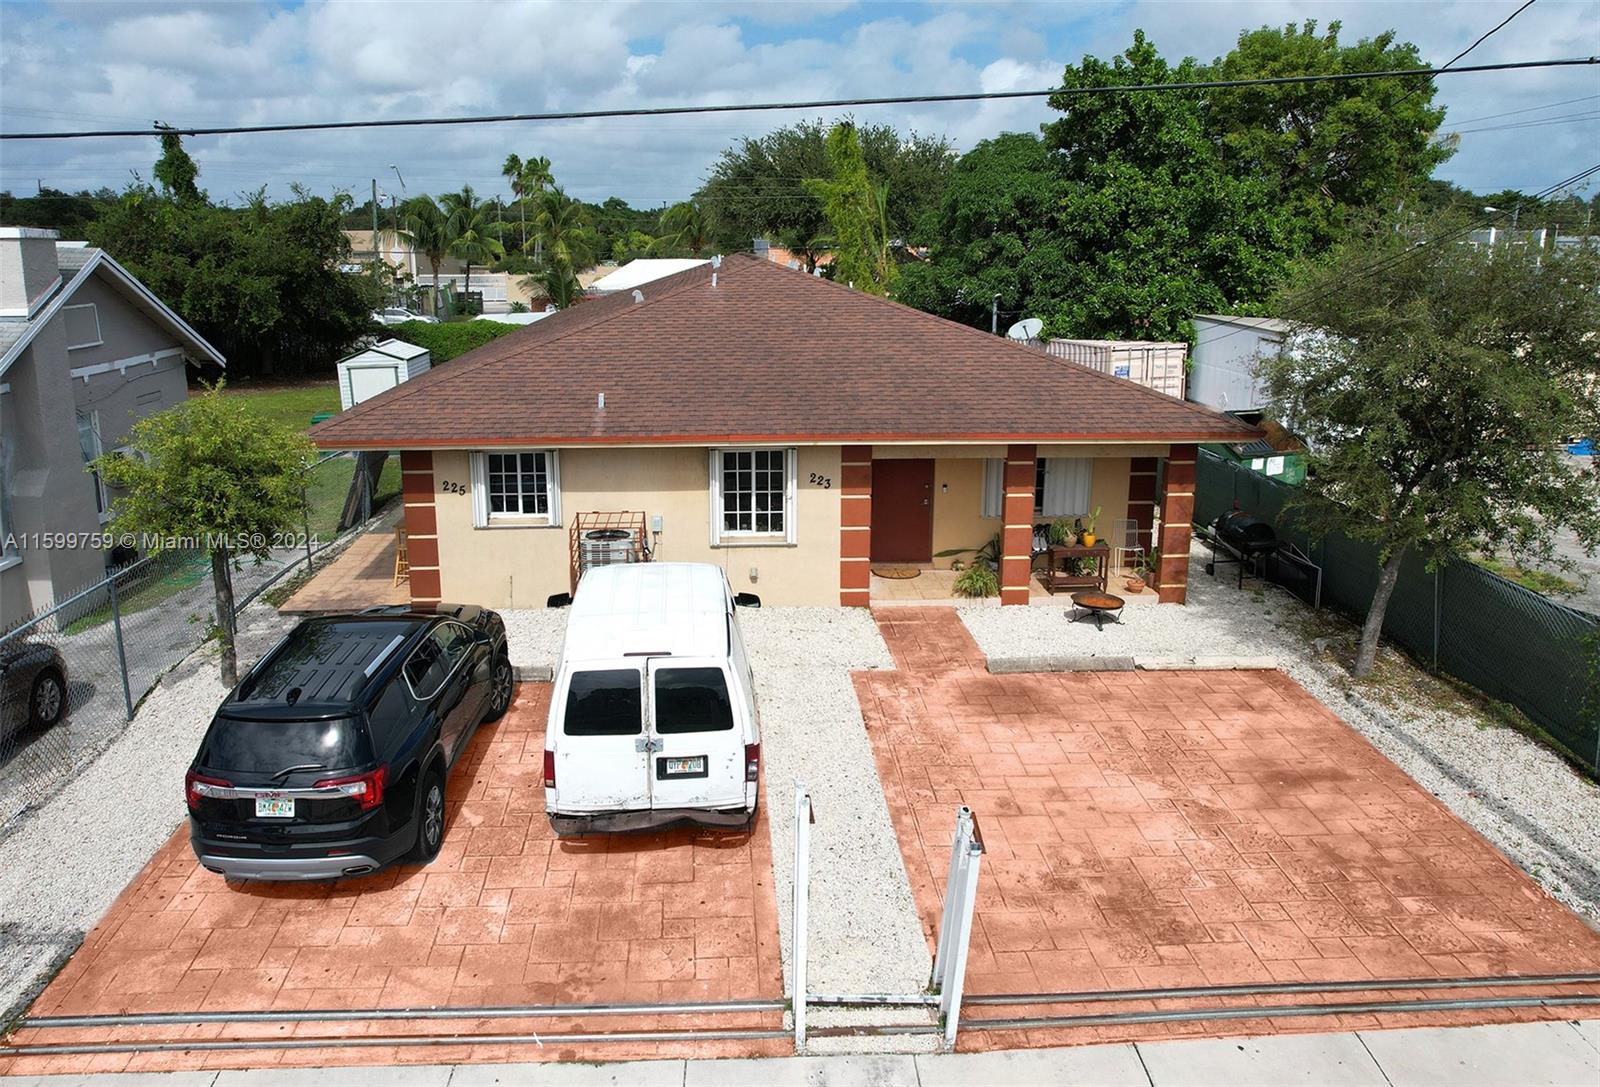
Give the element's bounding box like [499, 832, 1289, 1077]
[337, 338, 431, 411]
[1186, 315, 1288, 413]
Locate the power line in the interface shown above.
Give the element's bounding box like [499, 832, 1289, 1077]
[3, 56, 1595, 142]
[1452, 111, 1600, 135]
[1449, 93, 1600, 126]
[1393, 0, 1542, 111]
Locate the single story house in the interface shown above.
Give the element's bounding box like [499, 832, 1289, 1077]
[1, 227, 225, 626]
[310, 255, 1256, 609]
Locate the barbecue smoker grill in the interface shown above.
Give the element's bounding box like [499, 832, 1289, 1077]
[1204, 509, 1278, 588]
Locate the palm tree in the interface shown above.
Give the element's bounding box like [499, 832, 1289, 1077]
[522, 261, 582, 310]
[440, 185, 505, 297]
[397, 194, 455, 306]
[660, 200, 711, 256]
[532, 187, 598, 272]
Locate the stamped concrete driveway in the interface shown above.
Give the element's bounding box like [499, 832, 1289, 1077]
[855, 608, 1600, 1050]
[0, 683, 784, 1075]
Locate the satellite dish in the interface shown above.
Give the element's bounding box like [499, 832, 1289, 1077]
[1007, 317, 1044, 340]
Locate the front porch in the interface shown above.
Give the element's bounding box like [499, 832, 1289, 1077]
[841, 443, 1196, 608]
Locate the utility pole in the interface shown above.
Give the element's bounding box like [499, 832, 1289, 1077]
[371, 178, 380, 264]
[991, 294, 1000, 335]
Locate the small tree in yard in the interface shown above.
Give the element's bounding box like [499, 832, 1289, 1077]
[1261, 213, 1600, 677]
[94, 385, 315, 687]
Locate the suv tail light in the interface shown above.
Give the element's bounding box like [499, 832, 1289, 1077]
[185, 771, 230, 811]
[315, 766, 387, 811]
[745, 743, 760, 784]
[543, 750, 556, 789]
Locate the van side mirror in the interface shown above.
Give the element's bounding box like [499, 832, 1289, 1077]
[733, 592, 761, 609]
[546, 592, 573, 608]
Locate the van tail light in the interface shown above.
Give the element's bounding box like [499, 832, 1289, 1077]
[543, 750, 556, 789]
[185, 771, 231, 811]
[745, 743, 760, 784]
[314, 766, 387, 811]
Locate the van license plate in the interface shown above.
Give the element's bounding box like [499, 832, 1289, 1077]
[664, 757, 705, 777]
[255, 798, 294, 818]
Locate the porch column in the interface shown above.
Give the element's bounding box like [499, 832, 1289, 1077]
[1126, 456, 1158, 560]
[1155, 444, 1197, 603]
[840, 445, 872, 606]
[399, 450, 441, 607]
[1000, 443, 1036, 606]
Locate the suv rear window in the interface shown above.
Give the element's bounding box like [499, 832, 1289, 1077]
[654, 668, 734, 733]
[200, 716, 372, 776]
[564, 669, 641, 736]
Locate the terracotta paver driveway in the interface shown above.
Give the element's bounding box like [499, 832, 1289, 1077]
[0, 683, 783, 1075]
[856, 608, 1600, 1049]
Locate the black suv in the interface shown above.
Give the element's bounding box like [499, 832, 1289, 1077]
[186, 604, 513, 881]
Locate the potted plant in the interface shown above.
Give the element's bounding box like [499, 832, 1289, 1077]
[935, 534, 1002, 597]
[1047, 517, 1075, 546]
[1081, 505, 1103, 547]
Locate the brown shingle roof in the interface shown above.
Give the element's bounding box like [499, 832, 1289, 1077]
[311, 255, 1258, 449]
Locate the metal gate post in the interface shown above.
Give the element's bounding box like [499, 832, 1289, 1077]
[792, 783, 812, 1050]
[107, 569, 134, 721]
[938, 833, 984, 1048]
[931, 806, 974, 988]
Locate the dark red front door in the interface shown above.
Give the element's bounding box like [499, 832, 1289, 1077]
[871, 459, 934, 563]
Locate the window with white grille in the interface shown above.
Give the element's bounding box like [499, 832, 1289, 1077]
[709, 447, 796, 544]
[470, 450, 561, 526]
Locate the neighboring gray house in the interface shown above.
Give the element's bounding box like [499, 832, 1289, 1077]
[1187, 314, 1288, 414]
[0, 227, 225, 627]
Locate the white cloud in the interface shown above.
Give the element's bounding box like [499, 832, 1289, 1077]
[0, 0, 1594, 210]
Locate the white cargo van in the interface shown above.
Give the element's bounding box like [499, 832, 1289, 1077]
[543, 563, 761, 836]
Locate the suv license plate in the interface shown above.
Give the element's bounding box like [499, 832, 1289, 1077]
[664, 757, 705, 777]
[255, 797, 295, 818]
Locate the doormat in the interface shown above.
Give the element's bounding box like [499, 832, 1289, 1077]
[871, 566, 922, 579]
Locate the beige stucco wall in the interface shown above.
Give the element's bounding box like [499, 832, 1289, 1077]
[430, 445, 844, 608]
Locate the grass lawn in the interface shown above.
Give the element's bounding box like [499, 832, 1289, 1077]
[218, 380, 341, 432]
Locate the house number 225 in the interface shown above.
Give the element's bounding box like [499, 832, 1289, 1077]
[808, 473, 832, 489]
[440, 481, 468, 495]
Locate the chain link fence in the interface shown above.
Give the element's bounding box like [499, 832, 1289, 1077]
[1196, 449, 1600, 772]
[0, 453, 400, 834]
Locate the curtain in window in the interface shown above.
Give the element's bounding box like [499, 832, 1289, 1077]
[980, 459, 1004, 518]
[1040, 457, 1092, 517]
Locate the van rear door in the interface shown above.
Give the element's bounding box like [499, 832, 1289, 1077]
[553, 667, 650, 814]
[647, 660, 746, 811]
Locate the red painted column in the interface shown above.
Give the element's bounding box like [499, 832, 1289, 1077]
[839, 445, 872, 606]
[1156, 444, 1197, 604]
[399, 450, 441, 607]
[1000, 444, 1037, 606]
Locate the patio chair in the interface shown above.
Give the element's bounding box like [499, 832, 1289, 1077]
[393, 526, 410, 585]
[1112, 518, 1146, 574]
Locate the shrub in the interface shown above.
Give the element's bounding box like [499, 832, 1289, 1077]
[390, 319, 520, 363]
[953, 563, 999, 598]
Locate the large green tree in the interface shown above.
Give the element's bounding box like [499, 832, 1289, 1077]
[1261, 213, 1600, 677]
[94, 385, 316, 685]
[804, 123, 897, 296]
[699, 118, 955, 264]
[153, 126, 202, 203]
[1206, 20, 1451, 252]
[89, 183, 379, 378]
[659, 200, 712, 256]
[398, 193, 456, 289]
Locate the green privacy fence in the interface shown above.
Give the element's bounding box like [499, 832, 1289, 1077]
[1196, 449, 1600, 772]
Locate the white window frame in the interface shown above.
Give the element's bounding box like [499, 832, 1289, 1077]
[76, 409, 111, 522]
[709, 447, 797, 546]
[470, 449, 561, 528]
[980, 458, 1004, 519]
[62, 303, 103, 350]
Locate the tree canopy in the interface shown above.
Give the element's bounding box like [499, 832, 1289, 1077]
[89, 179, 380, 379]
[698, 118, 955, 264]
[903, 24, 1454, 340]
[1260, 212, 1600, 676]
[803, 123, 897, 296]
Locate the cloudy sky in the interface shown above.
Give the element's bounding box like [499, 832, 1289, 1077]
[2, 1, 1596, 212]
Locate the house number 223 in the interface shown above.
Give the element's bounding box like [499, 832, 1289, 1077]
[440, 481, 468, 495]
[808, 473, 832, 489]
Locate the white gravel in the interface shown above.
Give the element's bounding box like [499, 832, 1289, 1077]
[961, 550, 1600, 923]
[738, 608, 934, 1012]
[0, 600, 296, 1023]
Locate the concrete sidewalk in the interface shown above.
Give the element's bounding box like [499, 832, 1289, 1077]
[8, 1019, 1600, 1086]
